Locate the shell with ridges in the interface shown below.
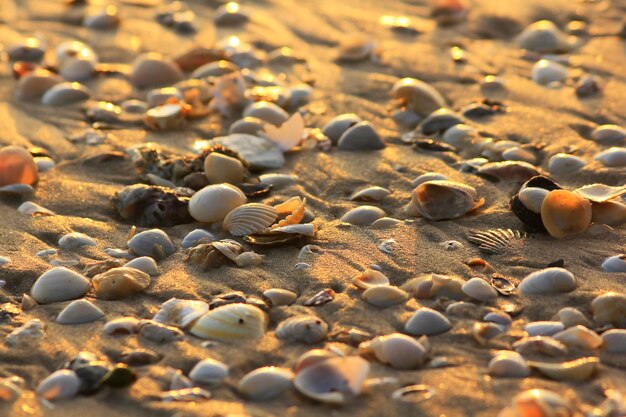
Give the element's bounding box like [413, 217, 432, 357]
[223, 203, 278, 236]
[189, 303, 267, 341]
[276, 315, 328, 344]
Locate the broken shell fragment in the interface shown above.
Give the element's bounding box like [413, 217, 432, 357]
[513, 336, 568, 357]
[57, 300, 104, 324]
[519, 267, 576, 295]
[359, 333, 429, 370]
[139, 320, 184, 343]
[294, 356, 369, 404]
[405, 308, 452, 336]
[276, 315, 328, 344]
[238, 367, 294, 400]
[223, 203, 278, 236]
[186, 240, 244, 269]
[189, 184, 247, 223]
[92, 267, 151, 300]
[574, 184, 626, 203]
[552, 325, 602, 350]
[541, 190, 591, 238]
[189, 303, 267, 341]
[30, 267, 91, 304]
[408, 180, 483, 220]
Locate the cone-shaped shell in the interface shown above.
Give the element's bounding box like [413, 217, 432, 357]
[30, 267, 90, 304]
[153, 298, 209, 328]
[130, 52, 183, 89]
[238, 367, 294, 400]
[189, 358, 229, 384]
[409, 180, 483, 220]
[189, 184, 247, 223]
[92, 267, 150, 300]
[0, 146, 39, 187]
[405, 307, 452, 335]
[519, 268, 576, 295]
[359, 333, 429, 370]
[189, 303, 267, 341]
[276, 315, 328, 344]
[36, 370, 80, 401]
[223, 203, 278, 236]
[294, 356, 369, 404]
[541, 190, 591, 239]
[57, 299, 104, 324]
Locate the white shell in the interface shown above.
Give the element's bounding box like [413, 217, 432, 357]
[517, 21, 571, 53]
[263, 288, 297, 307]
[601, 329, 626, 353]
[276, 315, 328, 344]
[0, 183, 34, 197]
[595, 147, 626, 167]
[552, 325, 602, 350]
[340, 205, 386, 225]
[258, 173, 298, 188]
[238, 367, 294, 400]
[102, 317, 141, 335]
[189, 358, 229, 384]
[574, 184, 626, 203]
[601, 255, 626, 272]
[548, 153, 586, 175]
[518, 187, 550, 213]
[243, 101, 289, 126]
[556, 307, 590, 328]
[371, 217, 402, 229]
[56, 299, 104, 324]
[404, 308, 452, 336]
[442, 125, 477, 147]
[42, 82, 91, 106]
[223, 203, 278, 236]
[189, 303, 267, 341]
[30, 267, 90, 304]
[18, 201, 56, 216]
[352, 269, 390, 290]
[204, 152, 245, 184]
[272, 223, 316, 236]
[532, 59, 567, 86]
[36, 370, 80, 401]
[524, 321, 565, 337]
[527, 357, 598, 381]
[294, 356, 369, 404]
[58, 232, 96, 251]
[350, 186, 390, 202]
[518, 267, 577, 294]
[127, 229, 176, 259]
[483, 311, 512, 326]
[362, 285, 408, 307]
[337, 122, 385, 151]
[412, 173, 449, 188]
[359, 333, 429, 370]
[124, 256, 160, 276]
[501, 147, 536, 164]
[16, 70, 62, 100]
[488, 351, 530, 378]
[391, 78, 446, 116]
[181, 229, 216, 248]
[591, 125, 626, 145]
[461, 278, 498, 302]
[590, 292, 626, 326]
[189, 184, 247, 223]
[322, 114, 362, 144]
[153, 298, 209, 328]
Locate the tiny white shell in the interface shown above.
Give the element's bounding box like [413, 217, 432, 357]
[548, 153, 586, 175]
[189, 184, 247, 223]
[601, 255, 626, 272]
[600, 329, 626, 353]
[223, 203, 278, 236]
[189, 358, 229, 384]
[294, 356, 369, 404]
[238, 367, 294, 400]
[340, 205, 386, 225]
[488, 351, 530, 378]
[276, 315, 328, 344]
[56, 299, 104, 324]
[595, 147, 626, 167]
[124, 256, 159, 276]
[518, 267, 576, 294]
[524, 321, 565, 337]
[461, 278, 498, 302]
[30, 267, 91, 304]
[362, 285, 408, 307]
[358, 333, 429, 370]
[552, 325, 602, 350]
[532, 59, 567, 86]
[127, 229, 176, 259]
[153, 298, 209, 328]
[404, 308, 452, 336]
[189, 303, 267, 341]
[36, 370, 80, 401]
[58, 232, 96, 251]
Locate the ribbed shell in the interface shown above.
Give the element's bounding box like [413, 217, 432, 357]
[223, 203, 278, 236]
[275, 315, 328, 344]
[189, 303, 267, 341]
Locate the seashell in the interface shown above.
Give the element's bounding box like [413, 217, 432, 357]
[189, 358, 229, 384]
[276, 315, 328, 344]
[525, 321, 565, 337]
[204, 152, 245, 185]
[462, 278, 498, 302]
[488, 351, 530, 378]
[528, 357, 598, 381]
[103, 317, 141, 335]
[8, 37, 45, 62]
[243, 101, 289, 126]
[128, 229, 176, 259]
[191, 60, 239, 79]
[556, 307, 590, 328]
[445, 301, 480, 318]
[124, 256, 159, 276]
[337, 122, 385, 151]
[36, 370, 80, 401]
[209, 134, 284, 170]
[294, 356, 369, 404]
[442, 124, 478, 147]
[477, 161, 542, 183]
[257, 174, 297, 190]
[238, 367, 294, 400]
[146, 87, 182, 108]
[509, 389, 574, 417]
[518, 187, 549, 214]
[159, 387, 211, 402]
[263, 288, 297, 307]
[16, 69, 63, 100]
[411, 172, 448, 188]
[41, 81, 91, 106]
[340, 205, 386, 225]
[223, 203, 278, 236]
[359, 333, 429, 370]
[595, 147, 626, 167]
[139, 320, 184, 343]
[182, 229, 215, 248]
[518, 20, 571, 53]
[402, 274, 465, 300]
[336, 33, 374, 62]
[552, 325, 602, 350]
[404, 308, 452, 336]
[298, 244, 322, 260]
[262, 112, 304, 152]
[0, 183, 35, 197]
[391, 384, 436, 404]
[417, 108, 463, 135]
[601, 255, 626, 272]
[371, 217, 401, 229]
[391, 78, 446, 116]
[271, 223, 316, 236]
[0, 146, 39, 187]
[293, 349, 339, 372]
[353, 269, 390, 290]
[548, 153, 586, 175]
[186, 240, 244, 269]
[58, 232, 96, 251]
[189, 184, 246, 223]
[234, 251, 265, 267]
[541, 190, 592, 238]
[575, 184, 626, 203]
[303, 289, 335, 306]
[153, 298, 209, 328]
[0, 377, 24, 401]
[130, 52, 183, 89]
[5, 319, 44, 346]
[189, 303, 267, 341]
[350, 186, 390, 202]
[513, 336, 568, 357]
[532, 60, 568, 86]
[57, 300, 104, 324]
[473, 321, 506, 345]
[322, 114, 362, 144]
[590, 292, 626, 326]
[591, 125, 626, 145]
[468, 229, 530, 255]
[484, 311, 512, 326]
[519, 267, 576, 295]
[92, 267, 150, 300]
[362, 286, 408, 307]
[30, 267, 90, 304]
[143, 103, 185, 131]
[34, 156, 54, 173]
[84, 6, 120, 29]
[502, 147, 537, 164]
[408, 180, 483, 220]
[600, 329, 626, 353]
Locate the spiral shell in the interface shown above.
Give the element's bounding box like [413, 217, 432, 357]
[276, 315, 328, 344]
[189, 303, 267, 341]
[408, 180, 483, 220]
[223, 203, 278, 236]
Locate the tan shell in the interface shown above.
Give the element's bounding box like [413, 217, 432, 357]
[189, 184, 247, 223]
[102, 317, 141, 335]
[541, 190, 592, 239]
[276, 315, 328, 344]
[223, 203, 278, 236]
[238, 367, 294, 400]
[402, 274, 465, 300]
[153, 298, 209, 328]
[204, 153, 245, 185]
[189, 303, 267, 341]
[591, 201, 626, 226]
[362, 286, 408, 307]
[92, 267, 151, 300]
[359, 333, 429, 370]
[528, 357, 599, 381]
[408, 180, 483, 220]
[350, 186, 391, 202]
[552, 325, 602, 350]
[294, 356, 369, 404]
[352, 269, 390, 290]
[262, 288, 297, 307]
[574, 184, 626, 203]
[590, 292, 626, 326]
[391, 78, 446, 116]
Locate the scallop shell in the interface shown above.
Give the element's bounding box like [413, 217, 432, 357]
[601, 255, 626, 272]
[519, 267, 576, 295]
[359, 333, 429, 370]
[595, 147, 626, 167]
[30, 267, 91, 304]
[262, 288, 297, 307]
[181, 229, 216, 248]
[322, 114, 362, 144]
[462, 278, 498, 302]
[528, 357, 598, 381]
[391, 78, 446, 116]
[362, 286, 408, 307]
[574, 184, 626, 203]
[408, 180, 483, 220]
[243, 101, 289, 126]
[0, 146, 39, 187]
[353, 269, 390, 290]
[130, 52, 183, 89]
[127, 229, 176, 259]
[153, 298, 209, 328]
[102, 317, 141, 335]
[223, 203, 278, 236]
[275, 315, 328, 344]
[405, 308, 452, 336]
[524, 321, 565, 337]
[57, 300, 104, 325]
[552, 325, 602, 350]
[189, 358, 229, 384]
[340, 205, 386, 225]
[124, 256, 159, 276]
[294, 356, 369, 404]
[58, 232, 96, 251]
[590, 292, 626, 326]
[350, 186, 391, 202]
[488, 351, 530, 378]
[238, 367, 294, 400]
[337, 122, 385, 151]
[532, 59, 567, 85]
[600, 329, 626, 353]
[189, 184, 247, 223]
[189, 303, 267, 341]
[36, 370, 80, 401]
[92, 267, 151, 300]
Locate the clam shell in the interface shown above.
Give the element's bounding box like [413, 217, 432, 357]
[322, 114, 362, 144]
[17, 69, 63, 99]
[92, 267, 151, 300]
[36, 370, 80, 401]
[223, 203, 278, 236]
[547, 153, 586, 175]
[127, 229, 176, 259]
[484, 311, 512, 326]
[238, 367, 294, 400]
[340, 205, 386, 225]
[409, 180, 483, 220]
[204, 153, 245, 185]
[552, 325, 602, 350]
[541, 190, 592, 238]
[0, 146, 39, 187]
[590, 292, 626, 326]
[513, 336, 568, 357]
[461, 278, 498, 302]
[276, 315, 328, 344]
[518, 187, 549, 213]
[189, 358, 229, 384]
[371, 217, 402, 229]
[138, 320, 184, 343]
[510, 389, 574, 417]
[591, 124, 626, 145]
[189, 303, 267, 341]
[353, 269, 390, 290]
[124, 256, 159, 276]
[293, 349, 339, 372]
[575, 184, 626, 203]
[404, 308, 452, 336]
[41, 82, 90, 106]
[350, 186, 390, 202]
[532, 59, 567, 85]
[57, 300, 104, 324]
[153, 298, 209, 328]
[0, 183, 34, 197]
[18, 201, 55, 216]
[411, 172, 448, 188]
[294, 356, 369, 404]
[600, 329, 626, 353]
[391, 78, 446, 116]
[417, 108, 463, 135]
[144, 103, 185, 131]
[262, 112, 304, 152]
[519, 267, 576, 295]
[601, 255, 626, 272]
[595, 147, 626, 167]
[359, 333, 429, 370]
[517, 20, 571, 53]
[556, 307, 590, 328]
[402, 274, 465, 300]
[263, 288, 297, 307]
[130, 52, 183, 89]
[362, 285, 408, 307]
[102, 317, 141, 335]
[181, 229, 216, 248]
[528, 357, 598, 381]
[337, 122, 385, 151]
[488, 351, 530, 378]
[477, 161, 541, 183]
[189, 184, 247, 223]
[58, 232, 96, 251]
[30, 267, 90, 304]
[192, 60, 240, 79]
[209, 134, 284, 170]
[524, 321, 565, 337]
[442, 124, 478, 146]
